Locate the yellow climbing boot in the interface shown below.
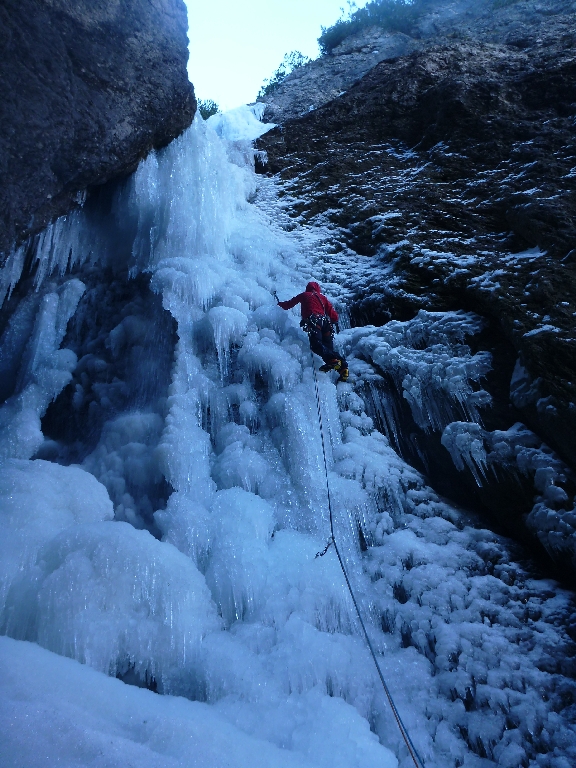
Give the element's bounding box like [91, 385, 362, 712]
[320, 359, 341, 372]
[337, 367, 349, 383]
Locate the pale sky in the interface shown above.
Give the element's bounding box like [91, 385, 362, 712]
[185, 1, 368, 111]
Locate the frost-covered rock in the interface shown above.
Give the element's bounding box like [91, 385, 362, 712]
[441, 420, 576, 575]
[342, 311, 491, 432]
[257, 0, 576, 472]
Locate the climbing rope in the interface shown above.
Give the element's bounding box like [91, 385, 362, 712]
[310, 351, 426, 768]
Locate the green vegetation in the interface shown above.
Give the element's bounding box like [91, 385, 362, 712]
[257, 51, 311, 99]
[318, 0, 433, 55]
[198, 99, 220, 120]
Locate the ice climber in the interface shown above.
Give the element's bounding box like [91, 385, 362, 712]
[277, 281, 349, 382]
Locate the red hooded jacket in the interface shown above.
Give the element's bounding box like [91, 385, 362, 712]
[278, 282, 339, 322]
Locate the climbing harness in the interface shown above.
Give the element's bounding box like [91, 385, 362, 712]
[310, 351, 426, 768]
[301, 313, 334, 337]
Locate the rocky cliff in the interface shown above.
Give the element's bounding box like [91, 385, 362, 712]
[0, 0, 195, 257]
[258, 0, 576, 579]
[260, 0, 574, 122]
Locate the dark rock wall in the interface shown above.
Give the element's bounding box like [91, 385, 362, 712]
[0, 0, 195, 257]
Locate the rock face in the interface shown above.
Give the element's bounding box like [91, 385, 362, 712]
[0, 0, 195, 257]
[258, 0, 576, 574]
[260, 0, 574, 122]
[260, 28, 419, 123]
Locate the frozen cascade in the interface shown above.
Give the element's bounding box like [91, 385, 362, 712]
[0, 104, 575, 768]
[0, 278, 86, 461]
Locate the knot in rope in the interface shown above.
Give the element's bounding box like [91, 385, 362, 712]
[315, 537, 334, 558]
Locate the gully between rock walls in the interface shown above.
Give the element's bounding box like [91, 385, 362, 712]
[0, 108, 575, 768]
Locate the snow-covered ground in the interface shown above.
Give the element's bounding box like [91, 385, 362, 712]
[0, 106, 575, 768]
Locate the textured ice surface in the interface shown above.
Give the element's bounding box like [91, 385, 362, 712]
[207, 103, 275, 143]
[0, 459, 113, 625]
[0, 105, 575, 768]
[4, 522, 221, 696]
[341, 311, 492, 432]
[441, 421, 488, 485]
[442, 420, 576, 570]
[1, 636, 362, 768]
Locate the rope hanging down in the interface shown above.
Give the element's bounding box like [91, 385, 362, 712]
[310, 352, 426, 768]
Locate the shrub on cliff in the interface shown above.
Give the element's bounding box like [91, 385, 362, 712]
[198, 99, 220, 120]
[257, 51, 310, 99]
[318, 0, 433, 54]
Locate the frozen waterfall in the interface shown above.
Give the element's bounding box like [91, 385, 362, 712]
[0, 106, 575, 768]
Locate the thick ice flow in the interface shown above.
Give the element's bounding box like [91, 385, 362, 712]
[0, 112, 399, 767]
[207, 103, 275, 143]
[4, 521, 220, 695]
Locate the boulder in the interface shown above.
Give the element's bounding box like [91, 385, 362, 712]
[0, 0, 195, 257]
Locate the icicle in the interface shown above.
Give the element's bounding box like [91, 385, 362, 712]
[0, 243, 26, 307]
[441, 421, 488, 485]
